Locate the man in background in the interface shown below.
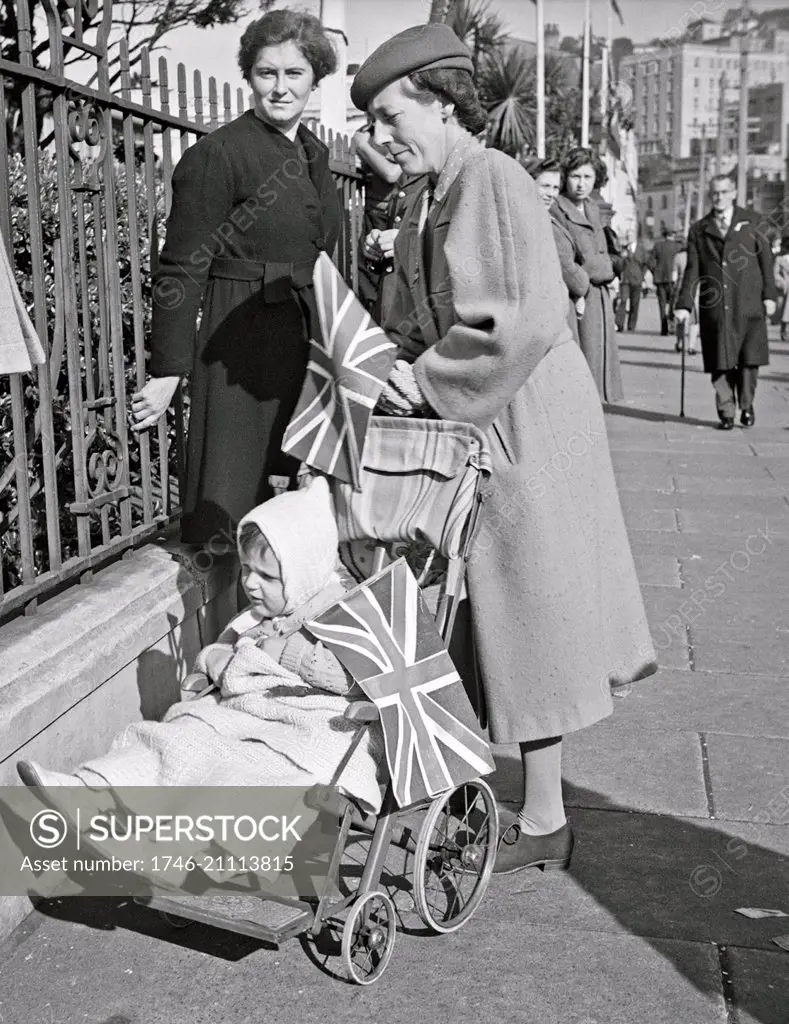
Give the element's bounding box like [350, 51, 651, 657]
[675, 174, 776, 429]
[615, 239, 650, 333]
[650, 228, 682, 336]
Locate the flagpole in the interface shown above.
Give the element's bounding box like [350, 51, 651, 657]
[581, 0, 591, 147]
[600, 1, 611, 127]
[536, 0, 546, 157]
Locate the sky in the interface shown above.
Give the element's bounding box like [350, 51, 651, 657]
[147, 1, 789, 99]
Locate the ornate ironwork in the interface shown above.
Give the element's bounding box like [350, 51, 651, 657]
[68, 99, 109, 192]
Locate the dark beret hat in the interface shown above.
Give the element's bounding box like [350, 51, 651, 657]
[351, 24, 474, 111]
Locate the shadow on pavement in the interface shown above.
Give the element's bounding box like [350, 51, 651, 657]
[605, 404, 715, 428]
[620, 359, 707, 375]
[23, 774, 789, 1020]
[617, 344, 682, 356]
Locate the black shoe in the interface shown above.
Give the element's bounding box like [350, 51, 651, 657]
[741, 409, 755, 427]
[718, 417, 735, 430]
[493, 821, 574, 875]
[675, 341, 683, 352]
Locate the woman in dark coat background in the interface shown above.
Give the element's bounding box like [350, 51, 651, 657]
[132, 11, 341, 546]
[552, 148, 623, 404]
[526, 156, 589, 344]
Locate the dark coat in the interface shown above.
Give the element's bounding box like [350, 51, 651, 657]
[650, 238, 682, 284]
[620, 246, 650, 286]
[358, 173, 429, 321]
[150, 111, 340, 543]
[383, 137, 656, 743]
[549, 206, 589, 344]
[552, 194, 623, 403]
[675, 207, 777, 373]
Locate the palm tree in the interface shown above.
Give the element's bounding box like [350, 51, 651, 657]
[478, 47, 580, 159]
[448, 0, 509, 73]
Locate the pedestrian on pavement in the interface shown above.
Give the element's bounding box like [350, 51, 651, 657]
[553, 147, 624, 403]
[526, 156, 589, 344]
[675, 173, 777, 430]
[132, 10, 341, 546]
[649, 228, 682, 337]
[671, 240, 697, 355]
[352, 24, 656, 876]
[773, 235, 789, 342]
[615, 240, 650, 333]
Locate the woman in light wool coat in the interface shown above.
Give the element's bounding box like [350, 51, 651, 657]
[351, 24, 657, 876]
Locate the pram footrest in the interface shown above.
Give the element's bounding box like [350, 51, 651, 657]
[135, 888, 313, 945]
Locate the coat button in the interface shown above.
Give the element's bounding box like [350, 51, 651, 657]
[314, 237, 325, 250]
[394, 215, 402, 224]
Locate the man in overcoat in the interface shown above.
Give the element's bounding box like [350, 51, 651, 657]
[675, 174, 777, 429]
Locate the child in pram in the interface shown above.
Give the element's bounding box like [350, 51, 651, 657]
[17, 478, 386, 816]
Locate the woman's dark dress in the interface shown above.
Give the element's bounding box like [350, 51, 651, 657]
[150, 110, 341, 544]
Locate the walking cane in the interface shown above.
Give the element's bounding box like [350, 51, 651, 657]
[680, 325, 686, 418]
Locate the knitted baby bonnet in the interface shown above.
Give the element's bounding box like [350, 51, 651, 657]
[236, 476, 339, 615]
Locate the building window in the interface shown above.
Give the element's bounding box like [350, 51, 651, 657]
[647, 196, 653, 211]
[661, 194, 668, 209]
[694, 57, 700, 68]
[694, 77, 699, 88]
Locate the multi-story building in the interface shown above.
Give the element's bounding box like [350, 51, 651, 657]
[620, 43, 789, 163]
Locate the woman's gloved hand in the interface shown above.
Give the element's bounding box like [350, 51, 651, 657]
[375, 358, 431, 417]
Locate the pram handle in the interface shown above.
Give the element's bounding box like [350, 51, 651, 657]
[344, 700, 380, 723]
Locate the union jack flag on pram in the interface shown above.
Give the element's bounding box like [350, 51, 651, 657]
[305, 558, 495, 808]
[281, 252, 397, 490]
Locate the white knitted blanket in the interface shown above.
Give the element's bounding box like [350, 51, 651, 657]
[74, 643, 385, 814]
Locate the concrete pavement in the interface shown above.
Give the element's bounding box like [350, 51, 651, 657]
[1, 295, 788, 1024]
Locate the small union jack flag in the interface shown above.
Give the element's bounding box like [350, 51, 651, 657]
[281, 252, 397, 489]
[305, 559, 495, 807]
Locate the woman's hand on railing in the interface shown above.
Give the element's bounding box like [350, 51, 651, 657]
[131, 375, 181, 431]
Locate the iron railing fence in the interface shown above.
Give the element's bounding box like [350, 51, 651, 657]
[0, 0, 362, 623]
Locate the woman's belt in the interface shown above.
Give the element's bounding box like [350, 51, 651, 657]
[208, 256, 317, 303]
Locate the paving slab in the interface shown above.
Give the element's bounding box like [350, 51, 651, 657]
[485, 808, 789, 950]
[613, 468, 676, 494]
[728, 947, 789, 1024]
[673, 473, 789, 498]
[678, 509, 789, 540]
[621, 505, 680, 532]
[622, 491, 789, 517]
[632, 553, 682, 588]
[665, 455, 773, 481]
[490, 724, 708, 818]
[0, 896, 729, 1024]
[705, 734, 789, 824]
[610, 669, 789, 739]
[691, 638, 789, 677]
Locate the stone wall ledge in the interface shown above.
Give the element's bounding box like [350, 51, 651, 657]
[0, 540, 238, 764]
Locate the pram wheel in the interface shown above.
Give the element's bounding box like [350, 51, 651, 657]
[413, 779, 498, 934]
[340, 890, 396, 985]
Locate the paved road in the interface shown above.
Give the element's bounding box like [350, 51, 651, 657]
[1, 296, 788, 1024]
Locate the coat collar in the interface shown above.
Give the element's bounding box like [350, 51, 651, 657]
[433, 133, 482, 204]
[554, 193, 596, 229]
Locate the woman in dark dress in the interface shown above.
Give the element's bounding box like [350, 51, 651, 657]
[131, 11, 341, 546]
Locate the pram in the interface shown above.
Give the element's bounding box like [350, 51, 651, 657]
[135, 416, 497, 985]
